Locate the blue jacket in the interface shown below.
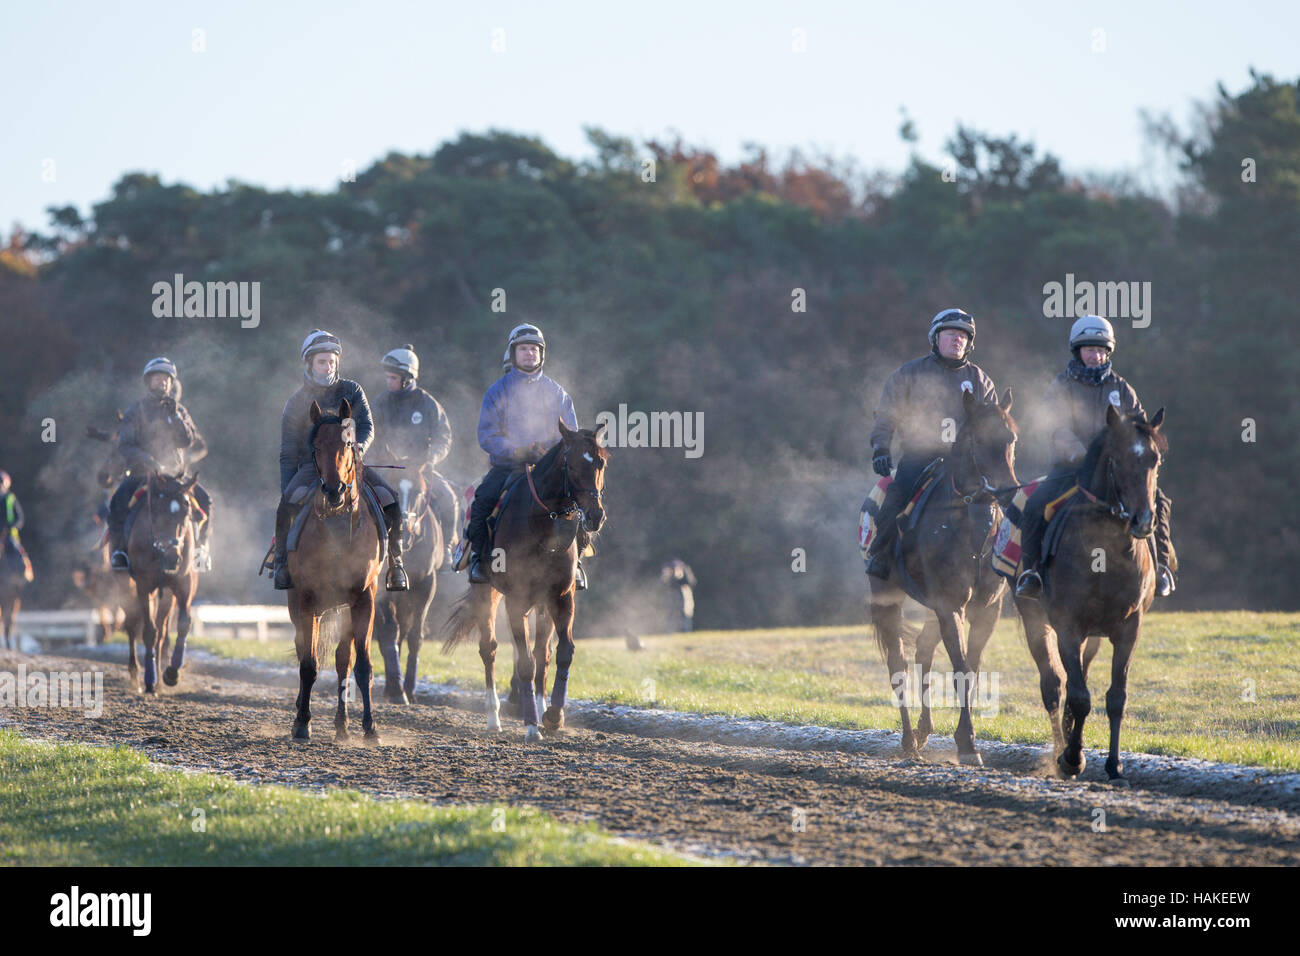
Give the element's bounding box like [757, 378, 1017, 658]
[477, 368, 578, 469]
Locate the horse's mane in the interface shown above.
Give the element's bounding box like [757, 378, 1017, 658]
[531, 439, 564, 478]
[307, 414, 346, 452]
[1081, 412, 1168, 480]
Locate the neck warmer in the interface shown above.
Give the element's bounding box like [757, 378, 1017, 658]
[1067, 356, 1112, 385]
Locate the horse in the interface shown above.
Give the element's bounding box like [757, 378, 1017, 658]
[80, 416, 146, 648]
[288, 400, 384, 743]
[374, 460, 443, 704]
[441, 421, 608, 742]
[125, 472, 199, 693]
[0, 538, 29, 651]
[1015, 406, 1167, 785]
[868, 388, 1019, 765]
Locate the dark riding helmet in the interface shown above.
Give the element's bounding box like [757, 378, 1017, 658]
[141, 357, 178, 397]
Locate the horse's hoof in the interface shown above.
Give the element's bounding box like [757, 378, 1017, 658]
[486, 713, 501, 732]
[292, 723, 310, 741]
[524, 725, 541, 743]
[335, 729, 350, 743]
[144, 685, 156, 696]
[542, 706, 564, 733]
[384, 690, 408, 705]
[162, 666, 178, 687]
[1057, 753, 1084, 778]
[912, 735, 929, 752]
[959, 751, 984, 767]
[363, 729, 381, 746]
[1108, 774, 1130, 788]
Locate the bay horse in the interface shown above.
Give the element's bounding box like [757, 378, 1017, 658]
[125, 472, 199, 693]
[442, 421, 608, 742]
[1016, 406, 1167, 785]
[288, 400, 384, 742]
[375, 460, 443, 704]
[868, 388, 1019, 765]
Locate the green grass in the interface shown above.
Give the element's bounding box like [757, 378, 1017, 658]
[188, 611, 1300, 771]
[0, 731, 692, 866]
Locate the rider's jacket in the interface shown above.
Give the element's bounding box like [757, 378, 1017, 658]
[869, 353, 998, 460]
[279, 375, 374, 493]
[373, 384, 452, 466]
[1, 492, 23, 535]
[117, 394, 200, 478]
[1043, 366, 1145, 467]
[477, 367, 577, 469]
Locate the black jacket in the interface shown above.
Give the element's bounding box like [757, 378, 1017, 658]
[869, 353, 998, 459]
[372, 385, 453, 467]
[279, 377, 373, 493]
[117, 394, 199, 477]
[1043, 368, 1145, 467]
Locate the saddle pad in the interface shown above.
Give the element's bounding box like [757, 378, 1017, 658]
[992, 475, 1047, 580]
[485, 471, 526, 543]
[858, 476, 894, 559]
[286, 483, 387, 567]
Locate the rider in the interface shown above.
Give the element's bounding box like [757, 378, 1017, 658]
[107, 358, 214, 572]
[1014, 315, 1176, 599]
[372, 344, 460, 564]
[865, 308, 999, 579]
[271, 330, 409, 592]
[463, 324, 583, 587]
[0, 470, 32, 574]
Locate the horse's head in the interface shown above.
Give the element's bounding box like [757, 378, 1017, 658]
[1098, 405, 1166, 538]
[959, 387, 1020, 504]
[310, 400, 358, 508]
[558, 419, 609, 534]
[148, 472, 197, 570]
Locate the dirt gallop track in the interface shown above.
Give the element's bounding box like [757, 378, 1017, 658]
[4, 647, 1298, 866]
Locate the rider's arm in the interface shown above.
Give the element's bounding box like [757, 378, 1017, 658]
[558, 387, 578, 431]
[1123, 381, 1147, 421]
[427, 397, 453, 465]
[348, 383, 375, 457]
[169, 402, 196, 448]
[187, 424, 209, 465]
[1045, 376, 1087, 465]
[116, 404, 159, 474]
[477, 383, 513, 461]
[9, 496, 22, 532]
[867, 369, 902, 456]
[279, 396, 300, 494]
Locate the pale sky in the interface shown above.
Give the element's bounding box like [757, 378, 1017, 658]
[5, 0, 1296, 233]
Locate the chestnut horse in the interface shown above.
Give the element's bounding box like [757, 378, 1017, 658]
[442, 421, 608, 741]
[288, 400, 384, 742]
[1015, 406, 1167, 785]
[125, 472, 199, 693]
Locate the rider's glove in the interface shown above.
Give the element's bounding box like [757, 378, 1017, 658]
[872, 451, 892, 477]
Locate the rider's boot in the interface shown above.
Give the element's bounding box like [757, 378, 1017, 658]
[383, 502, 409, 591]
[272, 500, 294, 590]
[108, 519, 130, 572]
[1015, 504, 1047, 599]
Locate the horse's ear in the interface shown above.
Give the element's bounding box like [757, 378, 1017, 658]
[594, 422, 608, 446]
[1149, 407, 1165, 429]
[309, 401, 323, 424]
[116, 409, 124, 422]
[1000, 387, 1013, 412]
[558, 419, 575, 441]
[339, 398, 352, 420]
[1106, 403, 1121, 427]
[962, 388, 977, 416]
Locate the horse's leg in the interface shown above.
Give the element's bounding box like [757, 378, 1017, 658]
[871, 589, 917, 756]
[543, 593, 573, 733]
[1055, 621, 1091, 778]
[913, 618, 940, 750]
[292, 608, 318, 741]
[334, 612, 355, 741]
[479, 588, 502, 731]
[0, 597, 10, 650]
[138, 588, 158, 694]
[1015, 596, 1066, 756]
[936, 607, 982, 765]
[1104, 616, 1141, 786]
[403, 573, 434, 701]
[533, 605, 554, 725]
[352, 588, 379, 742]
[506, 595, 540, 741]
[164, 575, 194, 686]
[155, 590, 175, 677]
[1082, 635, 1103, 679]
[374, 597, 405, 704]
[964, 596, 1001, 723]
[125, 595, 140, 687]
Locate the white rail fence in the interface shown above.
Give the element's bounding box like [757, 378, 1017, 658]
[11, 605, 293, 651]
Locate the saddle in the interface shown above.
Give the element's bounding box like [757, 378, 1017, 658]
[285, 482, 388, 566]
[123, 482, 204, 545]
[858, 457, 943, 563]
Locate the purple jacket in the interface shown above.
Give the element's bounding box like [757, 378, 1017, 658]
[477, 368, 578, 469]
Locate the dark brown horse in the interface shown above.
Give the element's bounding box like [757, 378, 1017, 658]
[442, 421, 608, 741]
[375, 460, 443, 703]
[288, 400, 384, 742]
[1016, 406, 1167, 785]
[125, 472, 199, 693]
[868, 388, 1019, 765]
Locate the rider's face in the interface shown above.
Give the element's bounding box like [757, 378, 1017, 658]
[385, 372, 403, 392]
[937, 329, 969, 359]
[1080, 346, 1110, 368]
[147, 373, 173, 396]
[514, 343, 541, 370]
[311, 353, 338, 378]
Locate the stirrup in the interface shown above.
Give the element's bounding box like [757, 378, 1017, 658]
[468, 555, 489, 584]
[1157, 565, 1176, 597]
[110, 549, 130, 572]
[575, 561, 588, 591]
[1015, 568, 1042, 599]
[273, 558, 293, 590]
[386, 557, 409, 592]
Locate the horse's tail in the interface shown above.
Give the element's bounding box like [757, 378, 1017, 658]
[440, 586, 490, 654]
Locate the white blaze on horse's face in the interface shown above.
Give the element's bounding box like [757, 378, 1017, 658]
[1132, 441, 1145, 457]
[583, 452, 594, 463]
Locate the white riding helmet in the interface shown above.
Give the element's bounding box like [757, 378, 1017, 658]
[1069, 315, 1116, 355]
[381, 344, 419, 381]
[301, 329, 343, 362]
[505, 324, 546, 370]
[141, 357, 178, 391]
[928, 308, 976, 357]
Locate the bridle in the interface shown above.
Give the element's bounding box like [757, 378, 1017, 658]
[951, 421, 1020, 506]
[1079, 440, 1159, 527]
[146, 473, 190, 571]
[525, 444, 603, 531]
[313, 423, 360, 542]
